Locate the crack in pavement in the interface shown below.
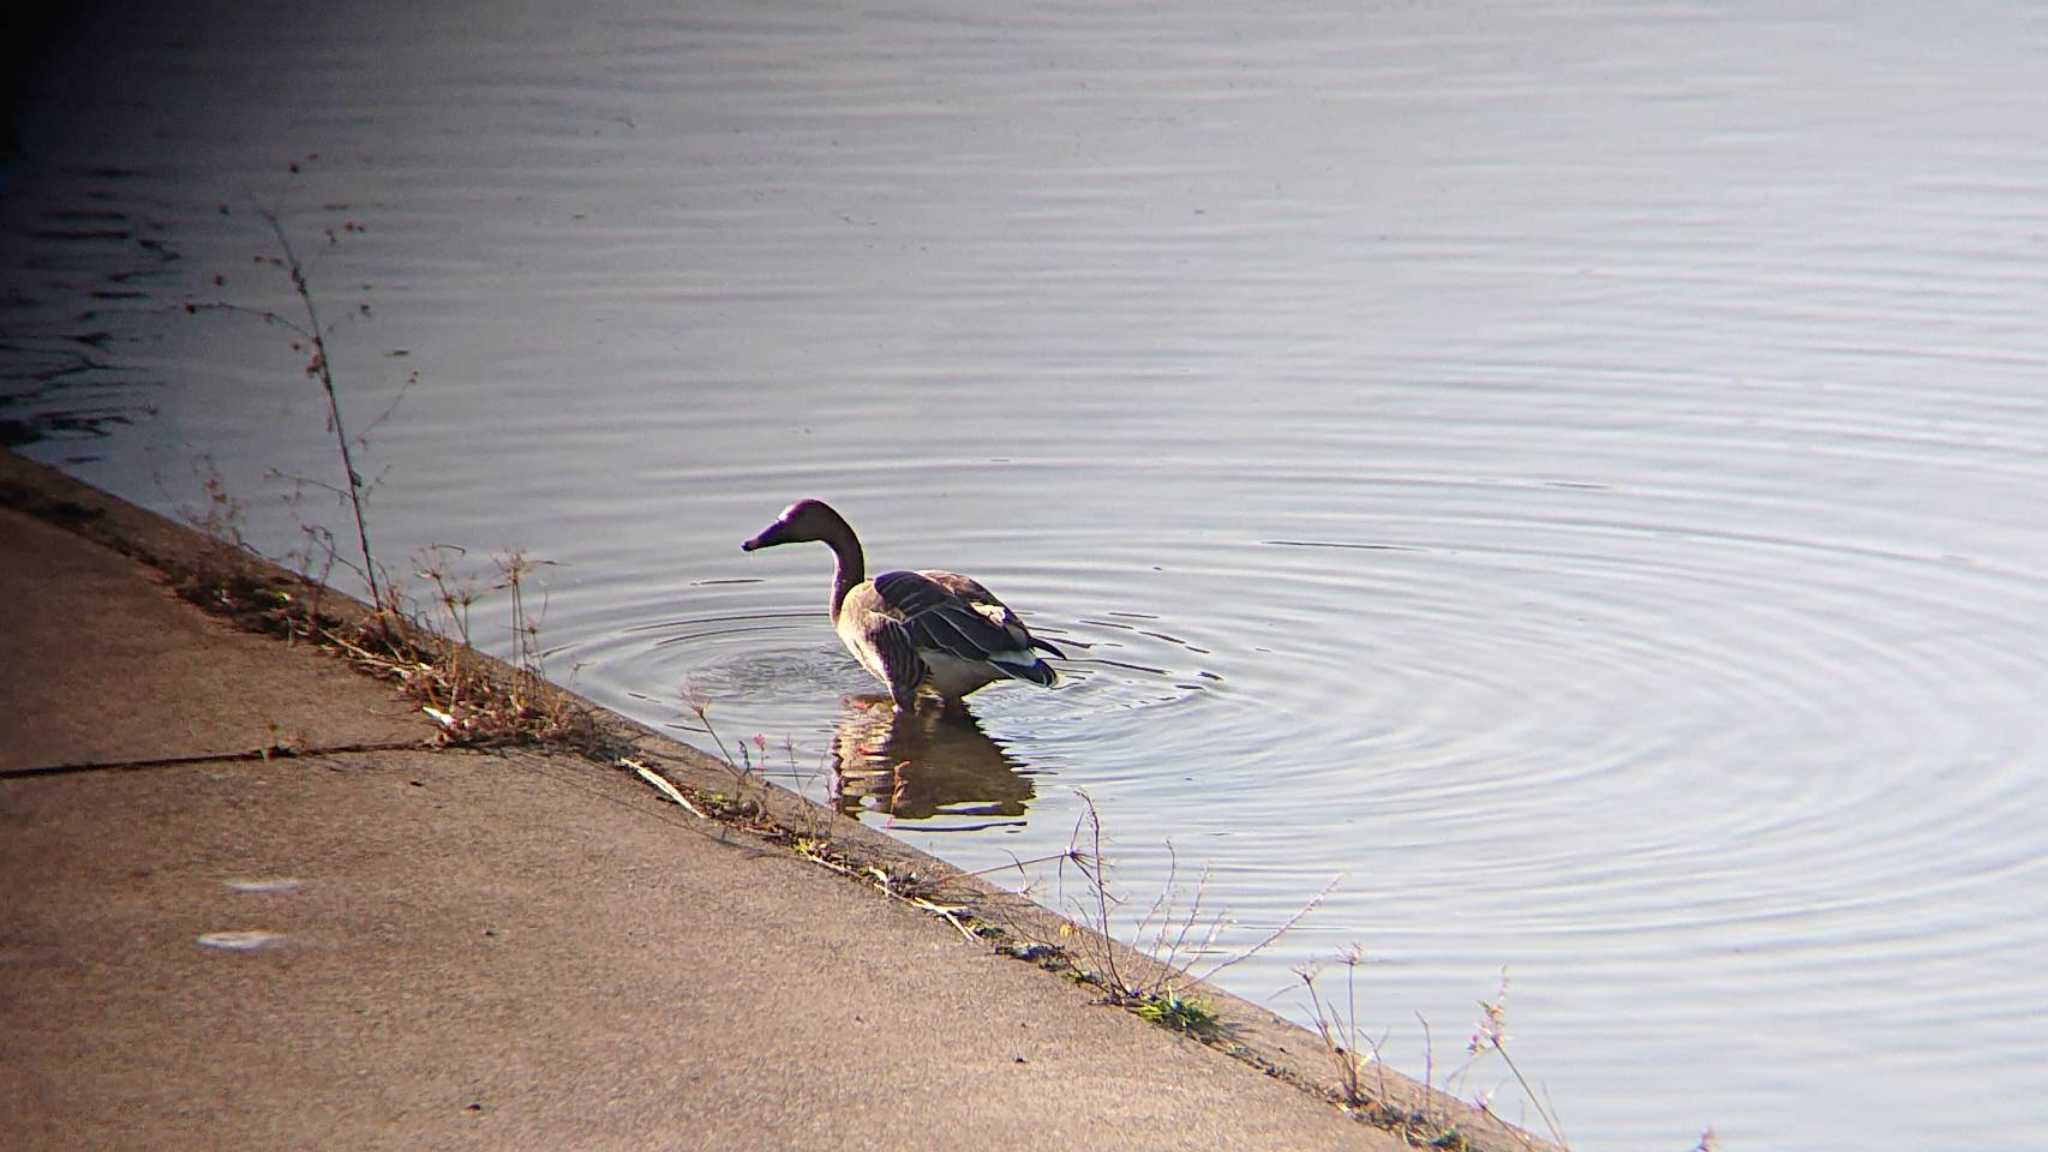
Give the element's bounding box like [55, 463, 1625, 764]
[0, 739, 434, 780]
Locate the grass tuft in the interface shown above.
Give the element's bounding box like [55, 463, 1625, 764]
[1130, 987, 1222, 1038]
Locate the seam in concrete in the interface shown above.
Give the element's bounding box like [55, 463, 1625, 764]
[0, 739, 429, 780]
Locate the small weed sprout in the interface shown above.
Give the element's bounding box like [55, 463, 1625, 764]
[657, 691, 843, 849]
[179, 456, 248, 550]
[1131, 988, 1223, 1038]
[494, 549, 554, 680]
[276, 478, 342, 622]
[1421, 1012, 1444, 1138]
[1457, 969, 1569, 1150]
[1294, 945, 1389, 1112]
[1048, 789, 1334, 1039]
[417, 545, 482, 647]
[682, 687, 743, 777]
[1291, 956, 1591, 1151]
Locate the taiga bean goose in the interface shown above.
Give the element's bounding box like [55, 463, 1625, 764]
[741, 499, 1064, 712]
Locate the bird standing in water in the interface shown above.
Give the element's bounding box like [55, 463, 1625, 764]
[741, 499, 1064, 713]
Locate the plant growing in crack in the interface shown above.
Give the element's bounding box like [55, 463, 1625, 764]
[1050, 789, 1336, 1038]
[166, 163, 603, 754]
[1458, 969, 1569, 1150]
[184, 165, 414, 606]
[1292, 953, 1595, 1151]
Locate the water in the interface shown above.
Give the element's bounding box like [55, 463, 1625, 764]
[8, 2, 2048, 1147]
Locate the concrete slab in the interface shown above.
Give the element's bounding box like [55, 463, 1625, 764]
[0, 749, 1400, 1151]
[0, 506, 431, 772]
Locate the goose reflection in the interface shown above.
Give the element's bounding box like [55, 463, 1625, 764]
[829, 696, 1036, 827]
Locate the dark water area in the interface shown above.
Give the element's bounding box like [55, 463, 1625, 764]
[7, 3, 2048, 1147]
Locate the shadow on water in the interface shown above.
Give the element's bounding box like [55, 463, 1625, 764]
[827, 695, 1036, 830]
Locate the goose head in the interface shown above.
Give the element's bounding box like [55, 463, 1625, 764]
[741, 498, 850, 552]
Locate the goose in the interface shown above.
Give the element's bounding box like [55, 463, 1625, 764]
[741, 499, 1065, 712]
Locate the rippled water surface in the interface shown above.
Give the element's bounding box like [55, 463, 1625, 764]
[8, 3, 2048, 1147]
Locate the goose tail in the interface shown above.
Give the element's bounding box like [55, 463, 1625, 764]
[989, 650, 1059, 688]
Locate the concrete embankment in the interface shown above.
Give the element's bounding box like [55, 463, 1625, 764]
[0, 449, 1542, 1152]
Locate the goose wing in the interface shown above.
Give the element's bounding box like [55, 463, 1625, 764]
[871, 570, 1064, 676]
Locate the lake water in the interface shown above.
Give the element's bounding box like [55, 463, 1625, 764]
[7, 2, 2048, 1147]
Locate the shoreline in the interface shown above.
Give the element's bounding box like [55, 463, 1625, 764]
[0, 446, 1550, 1151]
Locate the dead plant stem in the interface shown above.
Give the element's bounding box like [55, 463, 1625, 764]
[261, 207, 380, 608]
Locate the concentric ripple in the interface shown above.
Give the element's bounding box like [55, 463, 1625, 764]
[542, 370, 2048, 1152]
[14, 1, 2048, 1147]
[561, 550, 1238, 822]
